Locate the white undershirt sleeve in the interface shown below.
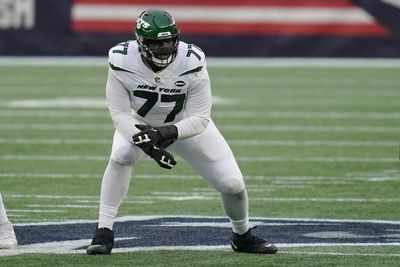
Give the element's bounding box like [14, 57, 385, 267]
[174, 66, 212, 139]
[105, 69, 138, 141]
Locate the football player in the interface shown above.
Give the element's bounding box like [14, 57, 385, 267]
[86, 9, 277, 255]
[0, 193, 17, 249]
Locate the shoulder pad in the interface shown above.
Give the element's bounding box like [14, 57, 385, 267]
[108, 41, 137, 72]
[178, 43, 206, 76]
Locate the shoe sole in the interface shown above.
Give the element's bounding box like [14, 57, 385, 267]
[231, 243, 278, 254]
[0, 242, 17, 249]
[86, 244, 112, 255]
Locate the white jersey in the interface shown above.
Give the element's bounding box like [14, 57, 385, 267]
[106, 40, 212, 141]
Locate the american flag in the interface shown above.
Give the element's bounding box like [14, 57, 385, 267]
[71, 0, 395, 36]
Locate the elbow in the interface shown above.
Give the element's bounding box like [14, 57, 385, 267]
[191, 114, 210, 135]
[177, 115, 209, 139]
[198, 116, 210, 133]
[110, 111, 130, 130]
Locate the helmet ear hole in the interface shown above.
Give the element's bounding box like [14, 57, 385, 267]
[135, 9, 180, 68]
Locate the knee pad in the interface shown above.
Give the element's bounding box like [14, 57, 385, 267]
[110, 145, 135, 165]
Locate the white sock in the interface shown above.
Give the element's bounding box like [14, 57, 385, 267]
[97, 160, 132, 230]
[99, 204, 118, 230]
[221, 190, 250, 235]
[230, 218, 250, 235]
[0, 193, 9, 224]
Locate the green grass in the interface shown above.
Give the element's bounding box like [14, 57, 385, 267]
[0, 61, 400, 266]
[2, 249, 400, 267]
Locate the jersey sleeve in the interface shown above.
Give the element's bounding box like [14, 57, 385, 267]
[108, 41, 136, 73]
[174, 52, 212, 139]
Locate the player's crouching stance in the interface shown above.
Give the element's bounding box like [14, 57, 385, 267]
[86, 9, 277, 255]
[0, 193, 17, 249]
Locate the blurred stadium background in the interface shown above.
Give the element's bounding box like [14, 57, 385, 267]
[1, 0, 400, 57]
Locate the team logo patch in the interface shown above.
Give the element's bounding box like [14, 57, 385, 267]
[2, 216, 400, 256]
[175, 81, 186, 87]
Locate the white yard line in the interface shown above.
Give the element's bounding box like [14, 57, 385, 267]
[280, 250, 400, 257]
[214, 111, 400, 120]
[0, 173, 100, 179]
[0, 155, 397, 163]
[0, 138, 110, 145]
[6, 209, 66, 213]
[0, 138, 396, 147]
[4, 194, 400, 203]
[1, 244, 399, 256]
[1, 57, 400, 68]
[0, 123, 112, 130]
[9, 214, 400, 226]
[229, 140, 397, 147]
[251, 197, 400, 203]
[1, 173, 398, 182]
[237, 156, 398, 163]
[1, 109, 400, 120]
[221, 125, 400, 133]
[0, 110, 109, 117]
[25, 204, 98, 209]
[1, 123, 400, 133]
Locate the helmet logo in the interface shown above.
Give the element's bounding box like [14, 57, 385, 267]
[136, 18, 151, 30]
[157, 32, 172, 38]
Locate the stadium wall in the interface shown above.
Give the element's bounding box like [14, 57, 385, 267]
[1, 0, 400, 57]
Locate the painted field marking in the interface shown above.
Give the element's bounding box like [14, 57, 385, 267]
[1, 96, 236, 108]
[237, 156, 398, 163]
[26, 204, 98, 209]
[1, 57, 400, 68]
[0, 123, 112, 130]
[1, 123, 399, 133]
[1, 154, 397, 163]
[229, 140, 398, 147]
[1, 173, 398, 183]
[1, 215, 400, 256]
[281, 251, 400, 257]
[6, 209, 66, 213]
[1, 109, 400, 120]
[0, 138, 397, 147]
[251, 197, 400, 203]
[221, 125, 400, 133]
[2, 98, 106, 108]
[1, 244, 400, 257]
[0, 138, 111, 145]
[0, 109, 109, 118]
[4, 194, 400, 203]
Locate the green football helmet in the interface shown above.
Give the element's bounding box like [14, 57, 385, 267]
[135, 9, 180, 68]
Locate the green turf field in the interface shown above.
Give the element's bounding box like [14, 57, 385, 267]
[0, 59, 399, 266]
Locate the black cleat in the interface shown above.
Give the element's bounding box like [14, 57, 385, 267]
[231, 227, 278, 254]
[86, 227, 114, 255]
